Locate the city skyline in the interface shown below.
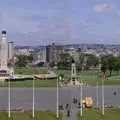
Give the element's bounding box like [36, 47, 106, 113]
[0, 0, 120, 45]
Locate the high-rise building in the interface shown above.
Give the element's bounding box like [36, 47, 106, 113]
[8, 41, 14, 61]
[46, 43, 64, 64]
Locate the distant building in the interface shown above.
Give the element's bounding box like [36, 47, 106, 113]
[46, 43, 64, 64]
[15, 48, 34, 56]
[64, 47, 79, 62]
[8, 41, 14, 60]
[37, 47, 46, 62]
[33, 47, 46, 65]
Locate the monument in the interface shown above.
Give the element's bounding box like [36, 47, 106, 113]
[0, 30, 9, 76]
[0, 30, 14, 79]
[70, 59, 80, 86]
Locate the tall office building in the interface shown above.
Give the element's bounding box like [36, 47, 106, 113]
[46, 43, 64, 64]
[8, 41, 14, 62]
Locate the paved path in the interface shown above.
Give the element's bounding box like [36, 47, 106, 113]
[0, 86, 120, 110]
[62, 102, 79, 120]
[62, 108, 79, 120]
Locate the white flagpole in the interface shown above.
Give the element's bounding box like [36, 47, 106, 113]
[96, 58, 101, 109]
[102, 77, 104, 115]
[96, 55, 101, 110]
[96, 77, 99, 109]
[32, 77, 35, 119]
[80, 79, 83, 117]
[56, 76, 59, 118]
[8, 76, 11, 118]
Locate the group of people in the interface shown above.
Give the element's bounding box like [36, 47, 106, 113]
[59, 103, 71, 117]
[73, 96, 78, 104]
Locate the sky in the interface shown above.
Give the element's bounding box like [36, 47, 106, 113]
[0, 0, 120, 45]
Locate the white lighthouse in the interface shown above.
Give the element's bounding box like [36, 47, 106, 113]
[0, 30, 8, 74]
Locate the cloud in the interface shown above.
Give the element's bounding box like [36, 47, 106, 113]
[93, 3, 115, 12]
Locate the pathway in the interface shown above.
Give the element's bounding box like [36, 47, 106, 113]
[62, 103, 79, 120]
[62, 108, 79, 120]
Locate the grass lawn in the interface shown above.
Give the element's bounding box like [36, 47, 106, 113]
[77, 108, 120, 120]
[0, 70, 119, 87]
[0, 110, 63, 120]
[79, 70, 120, 86]
[0, 79, 57, 87]
[14, 67, 48, 75]
[58, 70, 120, 86]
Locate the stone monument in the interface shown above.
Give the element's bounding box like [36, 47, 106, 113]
[70, 59, 80, 86]
[0, 30, 9, 76]
[0, 30, 14, 79]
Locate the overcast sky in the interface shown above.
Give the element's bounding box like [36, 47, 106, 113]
[0, 0, 120, 45]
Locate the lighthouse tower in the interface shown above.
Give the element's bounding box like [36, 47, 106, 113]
[0, 30, 9, 75]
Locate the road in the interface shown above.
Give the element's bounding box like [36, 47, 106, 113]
[0, 86, 120, 110]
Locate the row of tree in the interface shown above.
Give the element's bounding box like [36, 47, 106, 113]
[14, 53, 120, 77]
[57, 53, 120, 76]
[57, 53, 99, 70]
[15, 54, 33, 68]
[101, 55, 120, 76]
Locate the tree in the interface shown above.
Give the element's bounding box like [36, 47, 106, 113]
[76, 52, 86, 71]
[86, 54, 99, 69]
[15, 55, 27, 68]
[27, 54, 34, 63]
[101, 55, 116, 76]
[57, 53, 72, 70]
[113, 57, 120, 74]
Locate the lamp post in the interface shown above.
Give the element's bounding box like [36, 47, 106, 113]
[54, 63, 59, 118]
[8, 76, 11, 118]
[98, 55, 104, 115]
[96, 54, 101, 110]
[32, 77, 35, 120]
[102, 76, 104, 115]
[80, 79, 83, 117]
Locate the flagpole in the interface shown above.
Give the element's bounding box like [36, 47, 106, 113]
[8, 76, 11, 118]
[96, 75, 99, 110]
[102, 77, 104, 115]
[80, 79, 83, 117]
[56, 74, 59, 118]
[96, 56, 101, 110]
[32, 77, 35, 119]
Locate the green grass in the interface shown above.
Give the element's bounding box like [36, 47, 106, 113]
[57, 70, 71, 80]
[0, 110, 63, 120]
[14, 67, 48, 75]
[0, 79, 57, 87]
[0, 70, 119, 87]
[80, 71, 120, 86]
[58, 70, 120, 86]
[77, 108, 120, 120]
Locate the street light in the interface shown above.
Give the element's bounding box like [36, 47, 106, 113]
[99, 55, 104, 115]
[102, 74, 104, 115]
[32, 77, 35, 120]
[96, 54, 101, 110]
[8, 76, 11, 118]
[80, 79, 83, 117]
[98, 54, 104, 115]
[54, 62, 59, 119]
